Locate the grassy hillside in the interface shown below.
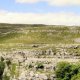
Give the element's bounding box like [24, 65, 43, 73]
[0, 23, 80, 50]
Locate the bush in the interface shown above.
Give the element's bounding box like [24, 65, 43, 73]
[55, 62, 80, 80]
[55, 62, 71, 79]
[6, 60, 11, 67]
[28, 64, 33, 69]
[0, 61, 5, 80]
[36, 63, 44, 70]
[1, 57, 4, 62]
[10, 63, 17, 77]
[3, 74, 10, 80]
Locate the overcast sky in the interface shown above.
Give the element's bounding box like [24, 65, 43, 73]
[0, 0, 80, 25]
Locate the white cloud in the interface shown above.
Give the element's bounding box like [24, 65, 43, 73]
[48, 0, 80, 6]
[0, 11, 80, 26]
[16, 0, 80, 6]
[16, 0, 41, 3]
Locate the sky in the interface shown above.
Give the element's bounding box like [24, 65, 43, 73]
[0, 0, 80, 25]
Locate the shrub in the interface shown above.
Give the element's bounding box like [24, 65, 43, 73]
[55, 62, 80, 80]
[28, 64, 33, 69]
[36, 63, 44, 70]
[6, 60, 11, 67]
[55, 62, 71, 79]
[1, 57, 4, 62]
[3, 74, 10, 80]
[0, 61, 5, 80]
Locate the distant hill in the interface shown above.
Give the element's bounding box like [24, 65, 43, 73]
[0, 23, 80, 50]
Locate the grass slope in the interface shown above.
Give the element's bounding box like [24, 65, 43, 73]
[0, 23, 80, 50]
